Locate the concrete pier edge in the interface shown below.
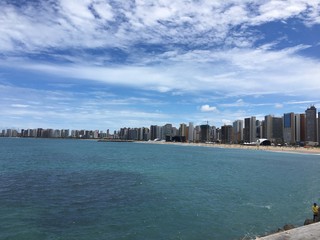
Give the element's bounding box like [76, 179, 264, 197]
[255, 222, 320, 240]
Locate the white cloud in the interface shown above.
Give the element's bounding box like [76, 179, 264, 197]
[1, 42, 320, 100]
[67, 49, 320, 95]
[0, 1, 319, 52]
[200, 105, 218, 112]
[221, 119, 233, 125]
[275, 103, 284, 109]
[287, 100, 318, 105]
[92, 1, 114, 20]
[253, 0, 308, 24]
[1, 0, 320, 130]
[0, 83, 171, 130]
[11, 104, 30, 108]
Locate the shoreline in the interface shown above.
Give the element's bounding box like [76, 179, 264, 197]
[137, 141, 320, 155]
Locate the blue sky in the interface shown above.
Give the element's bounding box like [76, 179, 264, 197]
[1, 0, 320, 131]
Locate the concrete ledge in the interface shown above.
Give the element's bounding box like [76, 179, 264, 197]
[256, 222, 320, 240]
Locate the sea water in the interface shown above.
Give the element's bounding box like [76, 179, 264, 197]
[0, 138, 319, 240]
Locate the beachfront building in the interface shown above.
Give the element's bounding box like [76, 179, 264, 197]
[179, 123, 187, 138]
[294, 114, 301, 143]
[272, 117, 283, 145]
[127, 128, 135, 140]
[150, 125, 159, 140]
[172, 127, 178, 138]
[119, 128, 128, 139]
[244, 117, 256, 143]
[188, 122, 194, 142]
[5, 129, 18, 137]
[244, 118, 250, 143]
[61, 129, 70, 138]
[233, 120, 243, 144]
[283, 112, 295, 145]
[221, 125, 233, 144]
[209, 126, 217, 142]
[299, 114, 306, 143]
[20, 128, 37, 137]
[256, 120, 262, 139]
[261, 115, 283, 145]
[318, 112, 320, 144]
[138, 127, 149, 141]
[305, 106, 317, 143]
[71, 130, 78, 138]
[194, 125, 201, 142]
[251, 117, 257, 143]
[200, 124, 210, 142]
[215, 127, 221, 142]
[163, 124, 173, 141]
[93, 130, 99, 139]
[263, 115, 273, 140]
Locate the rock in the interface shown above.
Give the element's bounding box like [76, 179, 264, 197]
[304, 219, 313, 225]
[283, 224, 295, 230]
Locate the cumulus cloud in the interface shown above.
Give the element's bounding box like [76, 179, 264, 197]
[200, 105, 218, 112]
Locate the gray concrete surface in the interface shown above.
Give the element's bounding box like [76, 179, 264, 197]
[256, 222, 320, 240]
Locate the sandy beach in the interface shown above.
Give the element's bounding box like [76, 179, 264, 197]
[140, 141, 320, 155]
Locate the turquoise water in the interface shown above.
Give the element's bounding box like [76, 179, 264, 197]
[1, 138, 319, 240]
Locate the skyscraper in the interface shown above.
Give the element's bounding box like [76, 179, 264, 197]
[179, 123, 187, 137]
[221, 125, 233, 144]
[283, 112, 295, 145]
[305, 106, 317, 143]
[318, 112, 320, 144]
[188, 122, 194, 142]
[250, 117, 257, 143]
[194, 125, 200, 142]
[264, 115, 273, 140]
[150, 125, 157, 140]
[300, 114, 306, 142]
[294, 114, 301, 143]
[244, 118, 250, 143]
[163, 124, 173, 141]
[244, 117, 256, 143]
[200, 124, 210, 142]
[272, 117, 283, 144]
[233, 120, 243, 143]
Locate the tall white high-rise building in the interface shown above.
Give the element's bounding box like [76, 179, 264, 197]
[294, 114, 301, 143]
[188, 122, 194, 142]
[264, 115, 273, 140]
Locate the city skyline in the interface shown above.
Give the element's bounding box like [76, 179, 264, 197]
[1, 1, 320, 131]
[2, 105, 319, 145]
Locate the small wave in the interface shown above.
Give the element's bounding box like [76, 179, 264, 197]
[244, 202, 272, 210]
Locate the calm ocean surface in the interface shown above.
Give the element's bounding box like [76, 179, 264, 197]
[1, 138, 319, 240]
